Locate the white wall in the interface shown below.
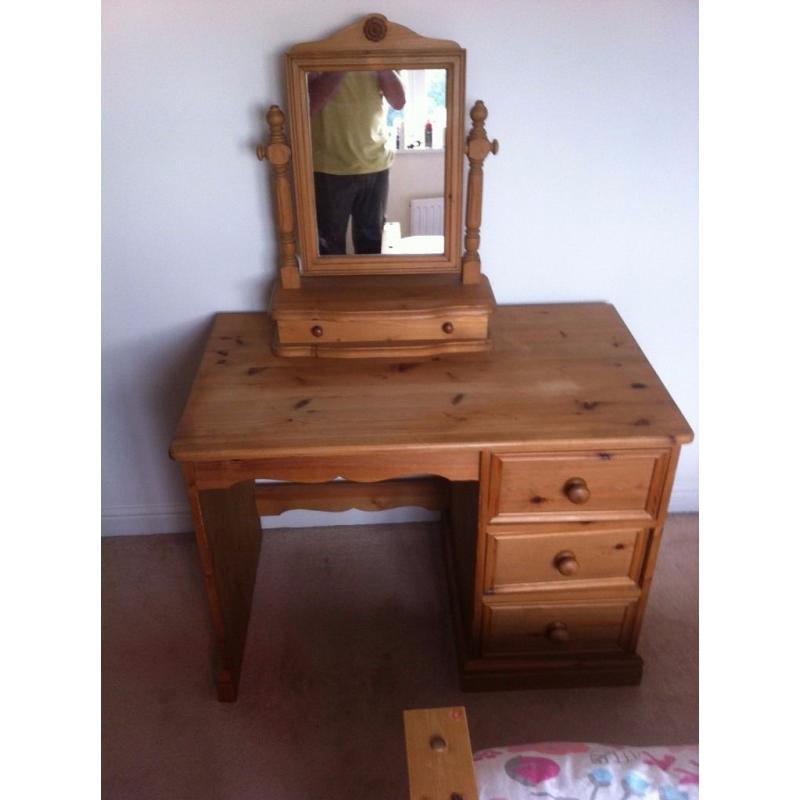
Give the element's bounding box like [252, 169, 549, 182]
[386, 150, 446, 235]
[102, 0, 698, 535]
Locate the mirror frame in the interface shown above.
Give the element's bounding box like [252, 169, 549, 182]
[285, 14, 466, 276]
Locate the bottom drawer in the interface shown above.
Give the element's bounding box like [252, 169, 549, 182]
[481, 598, 636, 657]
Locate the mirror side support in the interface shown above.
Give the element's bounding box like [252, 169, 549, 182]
[461, 100, 498, 285]
[258, 105, 301, 289]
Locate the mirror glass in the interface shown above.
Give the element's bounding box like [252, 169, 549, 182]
[305, 68, 447, 257]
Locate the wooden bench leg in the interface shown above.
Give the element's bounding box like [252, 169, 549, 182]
[182, 465, 262, 702]
[404, 707, 478, 800]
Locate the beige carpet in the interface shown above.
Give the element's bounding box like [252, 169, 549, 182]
[102, 513, 698, 799]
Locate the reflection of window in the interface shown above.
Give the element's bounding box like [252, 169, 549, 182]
[385, 69, 446, 150]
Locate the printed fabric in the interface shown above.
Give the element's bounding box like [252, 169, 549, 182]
[473, 742, 698, 800]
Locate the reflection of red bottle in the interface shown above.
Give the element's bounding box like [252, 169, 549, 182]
[425, 120, 432, 148]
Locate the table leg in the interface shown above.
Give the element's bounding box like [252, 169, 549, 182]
[182, 465, 262, 701]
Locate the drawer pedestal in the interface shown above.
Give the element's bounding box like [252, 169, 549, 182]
[444, 445, 682, 691]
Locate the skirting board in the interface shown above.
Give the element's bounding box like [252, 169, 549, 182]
[101, 503, 194, 537]
[101, 486, 698, 537]
[101, 504, 439, 537]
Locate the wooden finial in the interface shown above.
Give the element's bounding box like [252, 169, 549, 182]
[461, 100, 498, 284]
[267, 105, 288, 140]
[470, 100, 487, 125]
[258, 105, 300, 289]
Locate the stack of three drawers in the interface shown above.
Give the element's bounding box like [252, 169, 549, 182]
[455, 445, 680, 690]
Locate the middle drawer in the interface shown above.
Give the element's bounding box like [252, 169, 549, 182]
[484, 522, 650, 594]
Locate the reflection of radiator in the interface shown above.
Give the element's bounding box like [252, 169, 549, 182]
[409, 196, 444, 236]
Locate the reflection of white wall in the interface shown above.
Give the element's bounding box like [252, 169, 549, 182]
[103, 0, 697, 534]
[386, 150, 445, 236]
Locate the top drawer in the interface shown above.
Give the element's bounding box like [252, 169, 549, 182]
[487, 450, 669, 522]
[275, 313, 488, 344]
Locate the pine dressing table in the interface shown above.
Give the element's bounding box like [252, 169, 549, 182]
[170, 14, 692, 701]
[169, 303, 692, 701]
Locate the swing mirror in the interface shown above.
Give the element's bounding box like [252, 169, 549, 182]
[285, 15, 466, 276]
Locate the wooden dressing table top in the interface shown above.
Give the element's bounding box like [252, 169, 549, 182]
[170, 303, 692, 463]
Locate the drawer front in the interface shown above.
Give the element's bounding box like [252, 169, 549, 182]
[488, 450, 667, 522]
[485, 525, 647, 593]
[481, 598, 635, 656]
[277, 314, 488, 344]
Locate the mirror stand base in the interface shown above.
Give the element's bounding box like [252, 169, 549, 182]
[269, 274, 496, 359]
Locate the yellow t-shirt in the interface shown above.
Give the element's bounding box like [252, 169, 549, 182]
[310, 71, 394, 176]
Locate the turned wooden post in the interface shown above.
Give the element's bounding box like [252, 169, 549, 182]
[257, 105, 301, 289]
[461, 101, 498, 285]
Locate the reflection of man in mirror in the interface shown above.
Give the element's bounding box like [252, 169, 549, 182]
[308, 70, 405, 255]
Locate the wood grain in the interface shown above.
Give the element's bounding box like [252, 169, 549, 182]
[272, 336, 493, 359]
[457, 652, 644, 691]
[487, 449, 668, 523]
[481, 597, 637, 656]
[271, 274, 495, 316]
[461, 101, 498, 284]
[254, 477, 450, 516]
[170, 304, 693, 463]
[268, 239, 495, 358]
[171, 303, 693, 698]
[276, 311, 488, 344]
[284, 15, 466, 276]
[628, 443, 684, 645]
[445, 483, 480, 655]
[484, 523, 648, 594]
[257, 105, 300, 289]
[182, 466, 262, 702]
[404, 707, 478, 800]
[191, 451, 479, 491]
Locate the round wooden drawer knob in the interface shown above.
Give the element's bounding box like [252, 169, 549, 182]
[442, 321, 454, 334]
[546, 622, 570, 644]
[564, 477, 591, 504]
[554, 550, 579, 576]
[310, 325, 324, 338]
[430, 736, 447, 752]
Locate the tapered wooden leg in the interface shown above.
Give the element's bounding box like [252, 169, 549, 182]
[182, 465, 262, 701]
